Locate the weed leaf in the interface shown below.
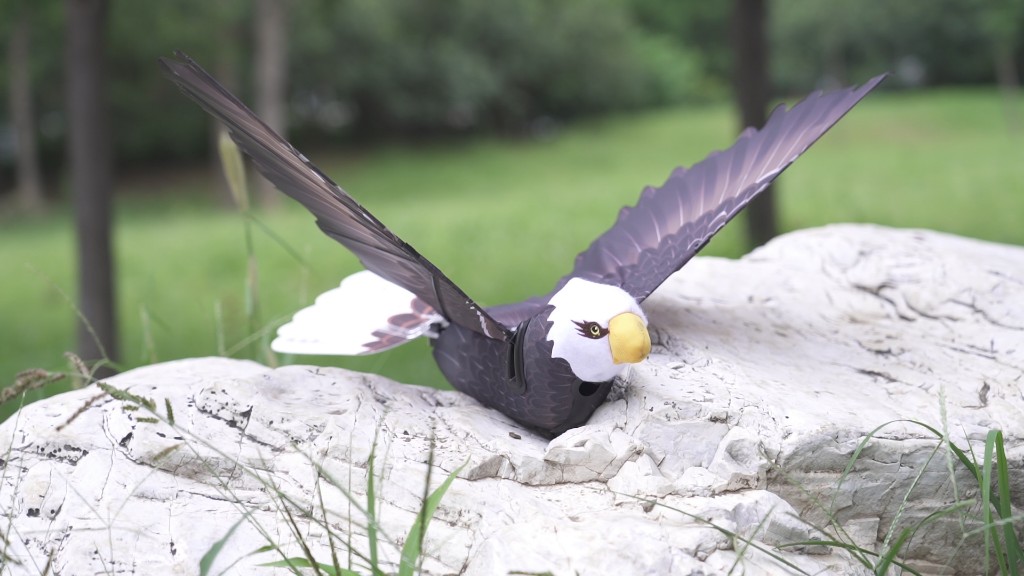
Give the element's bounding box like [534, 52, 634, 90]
[398, 462, 464, 576]
[261, 557, 362, 575]
[200, 513, 250, 576]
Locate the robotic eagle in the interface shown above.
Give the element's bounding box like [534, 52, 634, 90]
[162, 52, 884, 436]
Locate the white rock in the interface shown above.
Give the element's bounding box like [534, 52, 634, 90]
[2, 225, 1022, 575]
[708, 425, 767, 492]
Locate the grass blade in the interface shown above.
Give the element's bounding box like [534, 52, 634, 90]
[218, 130, 249, 212]
[398, 462, 465, 576]
[366, 441, 381, 576]
[246, 213, 309, 266]
[874, 527, 912, 575]
[260, 557, 361, 575]
[982, 430, 1009, 575]
[200, 514, 249, 576]
[993, 430, 1022, 574]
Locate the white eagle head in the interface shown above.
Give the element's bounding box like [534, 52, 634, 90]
[546, 278, 651, 382]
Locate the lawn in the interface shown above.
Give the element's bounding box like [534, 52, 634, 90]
[1, 87, 1021, 421]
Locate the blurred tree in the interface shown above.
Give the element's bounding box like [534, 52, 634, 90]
[770, 0, 1022, 90]
[106, 1, 224, 164]
[7, 4, 45, 213]
[67, 0, 118, 372]
[629, 0, 731, 97]
[986, 0, 1023, 88]
[253, 0, 289, 208]
[732, 0, 777, 246]
[2, 0, 1017, 178]
[289, 0, 703, 138]
[981, 0, 1023, 129]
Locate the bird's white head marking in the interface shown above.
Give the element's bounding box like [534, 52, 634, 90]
[546, 278, 651, 383]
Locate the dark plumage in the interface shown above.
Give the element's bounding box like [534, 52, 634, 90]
[433, 306, 612, 436]
[161, 52, 884, 436]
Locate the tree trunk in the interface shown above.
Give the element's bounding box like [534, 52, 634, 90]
[993, 43, 1021, 133]
[67, 0, 118, 373]
[253, 0, 289, 208]
[8, 14, 46, 213]
[731, 0, 777, 247]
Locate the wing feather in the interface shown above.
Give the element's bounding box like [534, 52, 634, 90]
[161, 52, 509, 341]
[563, 74, 886, 301]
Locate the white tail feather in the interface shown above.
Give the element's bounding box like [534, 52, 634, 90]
[271, 270, 444, 356]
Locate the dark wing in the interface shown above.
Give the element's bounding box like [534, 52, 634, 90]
[563, 74, 887, 302]
[161, 52, 509, 341]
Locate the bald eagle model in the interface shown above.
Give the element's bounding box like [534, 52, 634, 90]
[162, 53, 884, 436]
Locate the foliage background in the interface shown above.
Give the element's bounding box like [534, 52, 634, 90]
[0, 0, 1022, 417]
[0, 0, 1021, 177]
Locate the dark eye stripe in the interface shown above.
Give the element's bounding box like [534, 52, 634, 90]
[573, 320, 609, 340]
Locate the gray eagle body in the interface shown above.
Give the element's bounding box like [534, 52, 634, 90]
[433, 306, 613, 437]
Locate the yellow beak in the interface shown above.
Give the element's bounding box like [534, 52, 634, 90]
[608, 312, 651, 365]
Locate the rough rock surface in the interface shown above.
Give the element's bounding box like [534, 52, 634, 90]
[2, 225, 1022, 576]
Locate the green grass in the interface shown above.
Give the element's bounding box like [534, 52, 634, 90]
[638, 422, 1023, 574]
[2, 87, 1022, 420]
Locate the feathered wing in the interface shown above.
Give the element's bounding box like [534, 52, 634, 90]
[272, 271, 446, 356]
[564, 74, 887, 302]
[161, 52, 509, 341]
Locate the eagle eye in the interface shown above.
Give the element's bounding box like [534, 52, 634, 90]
[573, 320, 608, 340]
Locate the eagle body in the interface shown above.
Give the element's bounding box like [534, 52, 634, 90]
[433, 307, 613, 436]
[161, 52, 885, 437]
